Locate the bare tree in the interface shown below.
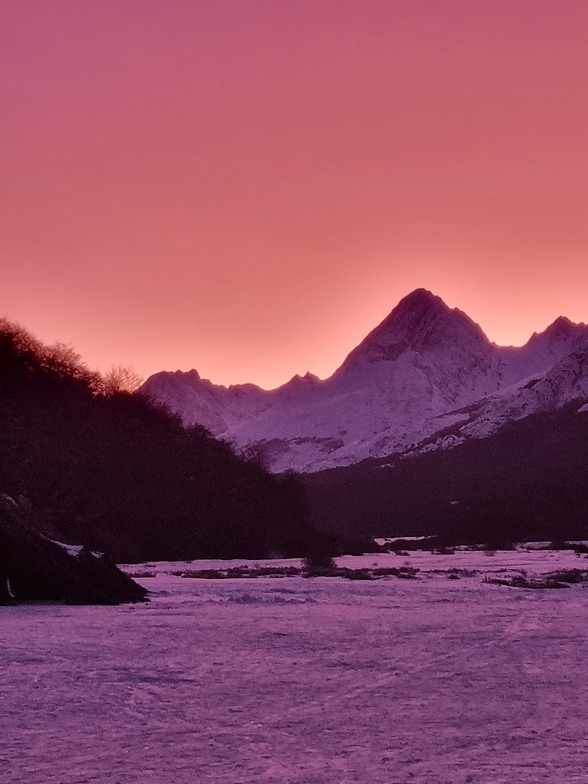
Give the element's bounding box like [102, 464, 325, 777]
[101, 365, 143, 395]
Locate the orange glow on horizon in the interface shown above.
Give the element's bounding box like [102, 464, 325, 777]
[2, 1, 588, 389]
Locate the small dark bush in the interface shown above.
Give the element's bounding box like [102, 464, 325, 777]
[485, 574, 568, 589]
[545, 569, 587, 584]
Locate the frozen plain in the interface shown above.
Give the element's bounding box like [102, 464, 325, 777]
[2, 549, 588, 784]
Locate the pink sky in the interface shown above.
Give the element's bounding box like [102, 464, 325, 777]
[2, 0, 588, 388]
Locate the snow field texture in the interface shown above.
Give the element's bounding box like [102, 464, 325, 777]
[2, 550, 588, 783]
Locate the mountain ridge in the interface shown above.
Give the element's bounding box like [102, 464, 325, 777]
[141, 290, 588, 472]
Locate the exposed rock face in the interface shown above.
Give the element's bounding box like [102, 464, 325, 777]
[0, 495, 148, 605]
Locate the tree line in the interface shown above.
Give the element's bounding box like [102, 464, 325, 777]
[0, 318, 330, 563]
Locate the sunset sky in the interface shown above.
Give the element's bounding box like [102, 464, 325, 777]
[2, 0, 588, 388]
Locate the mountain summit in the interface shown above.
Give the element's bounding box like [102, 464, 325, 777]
[141, 290, 588, 472]
[339, 289, 489, 370]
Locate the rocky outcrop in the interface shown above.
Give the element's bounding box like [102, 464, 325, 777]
[0, 495, 148, 605]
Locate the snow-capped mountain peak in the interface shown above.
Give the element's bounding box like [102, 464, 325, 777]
[526, 315, 587, 349]
[337, 289, 490, 374]
[141, 290, 588, 472]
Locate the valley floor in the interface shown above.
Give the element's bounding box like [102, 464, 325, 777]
[2, 549, 588, 783]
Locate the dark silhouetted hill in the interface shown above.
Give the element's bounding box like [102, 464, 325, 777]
[0, 318, 326, 562]
[301, 404, 588, 546]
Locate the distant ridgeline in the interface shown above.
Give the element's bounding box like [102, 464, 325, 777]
[0, 318, 329, 563]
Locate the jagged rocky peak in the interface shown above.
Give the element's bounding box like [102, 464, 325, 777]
[387, 288, 490, 345]
[547, 315, 575, 333]
[340, 289, 490, 367]
[522, 315, 588, 369]
[395, 287, 447, 313]
[287, 371, 320, 386]
[539, 315, 588, 343]
[526, 316, 574, 344]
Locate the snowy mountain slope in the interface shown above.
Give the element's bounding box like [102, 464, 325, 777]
[413, 346, 588, 454]
[142, 368, 271, 434]
[142, 289, 588, 472]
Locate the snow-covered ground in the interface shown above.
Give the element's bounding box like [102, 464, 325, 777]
[2, 549, 588, 783]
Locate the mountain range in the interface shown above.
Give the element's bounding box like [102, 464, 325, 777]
[142, 289, 588, 473]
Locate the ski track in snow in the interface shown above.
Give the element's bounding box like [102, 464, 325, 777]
[2, 551, 588, 784]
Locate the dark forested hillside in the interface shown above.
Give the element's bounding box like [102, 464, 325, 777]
[0, 319, 323, 562]
[302, 405, 588, 546]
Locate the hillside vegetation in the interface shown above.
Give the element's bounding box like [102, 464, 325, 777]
[0, 319, 324, 562]
[302, 405, 588, 546]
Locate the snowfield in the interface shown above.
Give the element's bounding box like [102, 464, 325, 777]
[2, 549, 588, 784]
